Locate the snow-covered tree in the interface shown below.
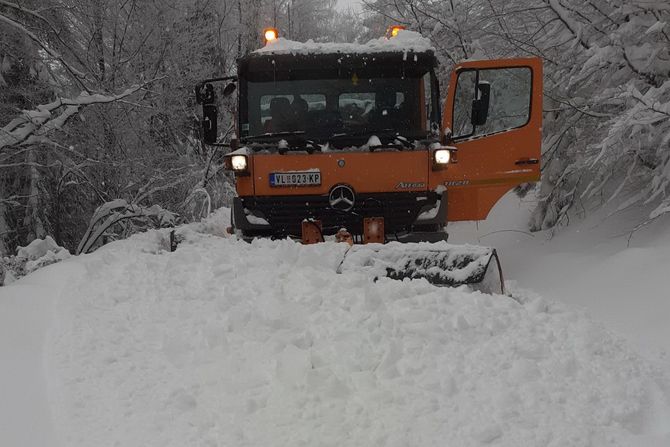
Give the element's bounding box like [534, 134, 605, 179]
[1, 0, 361, 255]
[0, 0, 237, 253]
[362, 0, 670, 230]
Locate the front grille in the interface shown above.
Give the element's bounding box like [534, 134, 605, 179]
[243, 192, 437, 237]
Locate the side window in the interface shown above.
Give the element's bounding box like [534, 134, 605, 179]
[479, 68, 531, 135]
[452, 71, 476, 138]
[422, 73, 431, 131]
[453, 67, 532, 139]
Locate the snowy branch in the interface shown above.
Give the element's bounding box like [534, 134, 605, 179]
[629, 84, 670, 117]
[543, 92, 614, 118]
[545, 0, 590, 49]
[0, 7, 89, 89]
[76, 199, 176, 254]
[0, 80, 163, 150]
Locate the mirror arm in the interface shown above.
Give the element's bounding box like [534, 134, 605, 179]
[200, 75, 237, 84]
[441, 129, 452, 145]
[196, 76, 237, 103]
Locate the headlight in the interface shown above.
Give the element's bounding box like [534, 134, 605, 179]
[434, 149, 451, 164]
[231, 155, 248, 171]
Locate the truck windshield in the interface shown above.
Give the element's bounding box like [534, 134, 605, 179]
[243, 77, 428, 144]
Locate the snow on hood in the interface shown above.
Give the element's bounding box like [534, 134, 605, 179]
[228, 146, 251, 156]
[254, 30, 434, 56]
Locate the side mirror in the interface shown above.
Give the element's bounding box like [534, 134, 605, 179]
[199, 83, 218, 144]
[222, 82, 236, 97]
[441, 128, 452, 145]
[195, 76, 237, 146]
[203, 103, 218, 144]
[471, 81, 490, 126]
[230, 138, 239, 151]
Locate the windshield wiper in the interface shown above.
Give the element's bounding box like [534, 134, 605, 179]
[244, 131, 321, 153]
[329, 128, 393, 139]
[244, 131, 307, 141]
[328, 129, 415, 149]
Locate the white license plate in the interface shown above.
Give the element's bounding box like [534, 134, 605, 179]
[270, 171, 321, 187]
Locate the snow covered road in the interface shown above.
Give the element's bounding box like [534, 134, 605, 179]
[2, 208, 669, 446]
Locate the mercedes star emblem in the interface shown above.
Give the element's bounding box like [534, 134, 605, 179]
[328, 184, 355, 211]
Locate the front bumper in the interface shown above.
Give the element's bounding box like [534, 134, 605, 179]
[232, 191, 448, 239]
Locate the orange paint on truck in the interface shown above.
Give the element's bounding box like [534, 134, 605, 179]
[438, 57, 543, 221]
[248, 151, 429, 196]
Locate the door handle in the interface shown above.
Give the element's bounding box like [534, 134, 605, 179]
[515, 158, 539, 165]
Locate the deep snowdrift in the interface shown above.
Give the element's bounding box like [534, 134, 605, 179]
[2, 207, 669, 447]
[449, 191, 670, 368]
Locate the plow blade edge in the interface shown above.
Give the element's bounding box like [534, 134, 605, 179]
[338, 242, 504, 295]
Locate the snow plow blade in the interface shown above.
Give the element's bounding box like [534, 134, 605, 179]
[338, 242, 504, 294]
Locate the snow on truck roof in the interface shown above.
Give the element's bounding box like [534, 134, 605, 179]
[253, 30, 435, 56]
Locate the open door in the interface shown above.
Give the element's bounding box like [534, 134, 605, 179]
[432, 57, 542, 221]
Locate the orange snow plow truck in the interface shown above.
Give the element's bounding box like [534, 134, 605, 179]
[196, 27, 542, 294]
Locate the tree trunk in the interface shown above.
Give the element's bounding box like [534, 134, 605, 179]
[237, 0, 243, 57]
[93, 0, 106, 85]
[23, 148, 47, 242]
[0, 186, 9, 256]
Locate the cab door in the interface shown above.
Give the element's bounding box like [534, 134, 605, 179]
[434, 57, 542, 221]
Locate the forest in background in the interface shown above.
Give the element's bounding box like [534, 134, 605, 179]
[0, 0, 668, 256]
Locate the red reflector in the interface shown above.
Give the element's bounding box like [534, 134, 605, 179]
[364, 217, 385, 244]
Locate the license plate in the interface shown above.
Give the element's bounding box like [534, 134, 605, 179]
[270, 171, 321, 187]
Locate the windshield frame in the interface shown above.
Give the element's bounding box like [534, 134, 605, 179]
[237, 51, 441, 148]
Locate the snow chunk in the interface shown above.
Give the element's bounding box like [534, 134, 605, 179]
[416, 200, 441, 221]
[1, 236, 71, 286]
[365, 135, 382, 148]
[246, 214, 269, 225]
[228, 146, 251, 156]
[17, 236, 71, 274]
[17, 236, 67, 260]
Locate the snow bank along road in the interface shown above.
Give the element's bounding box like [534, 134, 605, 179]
[1, 209, 670, 446]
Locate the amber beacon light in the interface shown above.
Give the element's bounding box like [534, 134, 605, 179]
[388, 25, 406, 38]
[263, 27, 279, 44]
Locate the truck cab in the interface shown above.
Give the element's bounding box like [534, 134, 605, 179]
[198, 29, 542, 243]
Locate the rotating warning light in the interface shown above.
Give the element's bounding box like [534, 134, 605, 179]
[263, 27, 279, 44]
[388, 25, 406, 38]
